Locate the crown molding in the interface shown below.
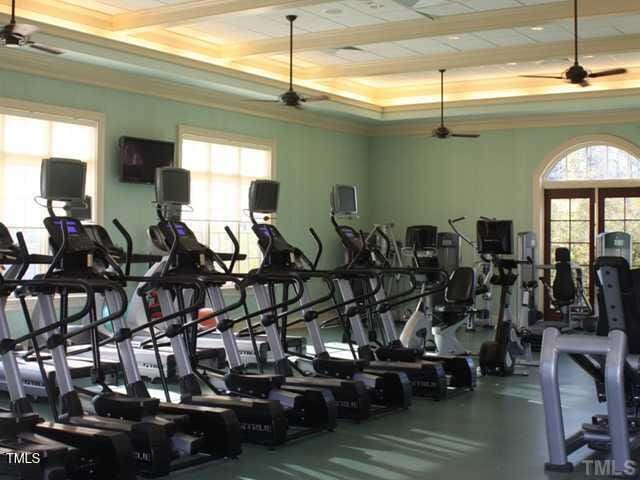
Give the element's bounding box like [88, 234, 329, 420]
[0, 48, 372, 136]
[372, 109, 640, 136]
[2, 48, 640, 138]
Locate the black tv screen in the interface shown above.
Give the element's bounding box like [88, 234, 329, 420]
[120, 137, 174, 184]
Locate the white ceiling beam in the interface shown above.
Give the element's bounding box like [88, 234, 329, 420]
[223, 0, 640, 58]
[300, 33, 640, 79]
[0, 0, 111, 30]
[112, 0, 332, 33]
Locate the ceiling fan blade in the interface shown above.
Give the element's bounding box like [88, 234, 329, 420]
[588, 68, 627, 78]
[27, 42, 64, 55]
[300, 95, 329, 103]
[451, 133, 480, 138]
[12, 23, 38, 37]
[245, 98, 281, 103]
[519, 75, 564, 80]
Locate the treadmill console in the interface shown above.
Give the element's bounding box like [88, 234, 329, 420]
[44, 217, 96, 254]
[157, 221, 209, 255]
[252, 223, 297, 268]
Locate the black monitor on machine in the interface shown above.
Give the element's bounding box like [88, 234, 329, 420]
[331, 184, 357, 216]
[40, 158, 86, 201]
[249, 180, 279, 213]
[477, 219, 513, 255]
[406, 225, 438, 249]
[155, 167, 190, 205]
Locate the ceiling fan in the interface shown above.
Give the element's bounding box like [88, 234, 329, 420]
[433, 69, 479, 139]
[251, 15, 329, 108]
[520, 0, 626, 87]
[0, 0, 63, 54]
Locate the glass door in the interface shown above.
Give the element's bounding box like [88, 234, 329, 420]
[543, 188, 595, 319]
[598, 187, 640, 268]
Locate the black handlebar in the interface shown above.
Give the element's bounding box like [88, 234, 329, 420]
[113, 218, 133, 277]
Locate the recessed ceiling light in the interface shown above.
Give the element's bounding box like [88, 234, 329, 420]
[448, 36, 460, 40]
[584, 55, 594, 59]
[530, 26, 544, 31]
[322, 7, 343, 15]
[507, 62, 518, 66]
[367, 1, 385, 9]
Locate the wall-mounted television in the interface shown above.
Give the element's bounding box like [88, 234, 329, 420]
[119, 136, 175, 184]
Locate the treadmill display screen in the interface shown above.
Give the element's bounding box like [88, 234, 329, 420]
[175, 224, 187, 237]
[54, 220, 79, 235]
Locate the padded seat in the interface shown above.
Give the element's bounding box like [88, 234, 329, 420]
[595, 256, 640, 355]
[552, 248, 576, 309]
[434, 267, 476, 326]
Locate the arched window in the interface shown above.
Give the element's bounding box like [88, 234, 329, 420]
[535, 136, 640, 318]
[546, 144, 640, 182]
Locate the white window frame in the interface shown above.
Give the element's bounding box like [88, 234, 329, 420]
[0, 97, 105, 312]
[177, 125, 276, 275]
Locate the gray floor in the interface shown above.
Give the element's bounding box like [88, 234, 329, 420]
[0, 328, 623, 479]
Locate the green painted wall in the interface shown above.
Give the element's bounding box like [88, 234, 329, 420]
[0, 68, 371, 271]
[368, 124, 640, 265]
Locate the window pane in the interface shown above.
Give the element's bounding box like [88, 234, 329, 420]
[550, 199, 570, 220]
[211, 144, 239, 175]
[182, 140, 209, 172]
[546, 144, 640, 182]
[571, 221, 589, 242]
[633, 243, 640, 269]
[627, 221, 640, 241]
[566, 149, 587, 180]
[51, 122, 95, 160]
[626, 198, 640, 220]
[607, 146, 630, 179]
[240, 148, 270, 178]
[605, 220, 625, 232]
[4, 116, 49, 156]
[550, 221, 570, 243]
[210, 178, 240, 220]
[571, 243, 590, 266]
[604, 197, 625, 220]
[570, 198, 589, 220]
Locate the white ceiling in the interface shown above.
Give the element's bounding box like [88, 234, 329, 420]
[2, 0, 638, 119]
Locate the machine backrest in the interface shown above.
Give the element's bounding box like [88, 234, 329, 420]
[445, 267, 476, 305]
[552, 247, 576, 304]
[595, 256, 640, 354]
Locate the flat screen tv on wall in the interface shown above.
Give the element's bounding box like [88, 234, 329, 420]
[119, 136, 175, 184]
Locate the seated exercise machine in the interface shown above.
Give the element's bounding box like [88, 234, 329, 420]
[540, 256, 640, 476]
[517, 232, 595, 353]
[22, 158, 242, 476]
[472, 218, 530, 376]
[246, 179, 417, 411]
[329, 186, 475, 395]
[0, 231, 136, 480]
[126, 167, 337, 444]
[399, 224, 477, 390]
